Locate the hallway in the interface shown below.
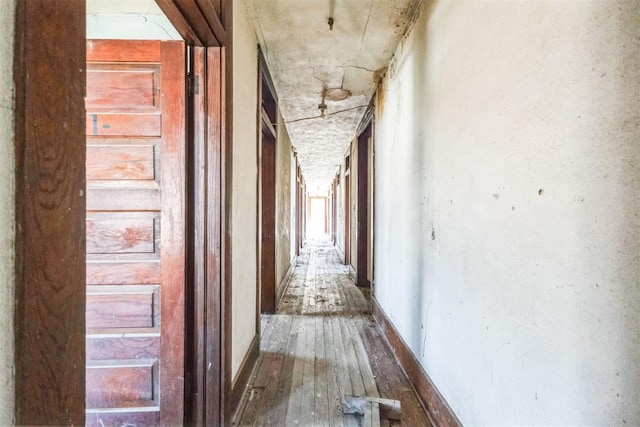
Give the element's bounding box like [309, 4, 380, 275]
[235, 239, 432, 426]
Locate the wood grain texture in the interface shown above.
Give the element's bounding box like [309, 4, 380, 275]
[158, 40, 187, 425]
[86, 39, 161, 63]
[208, 46, 225, 425]
[13, 0, 87, 424]
[86, 144, 156, 181]
[236, 240, 431, 426]
[184, 45, 207, 426]
[86, 360, 158, 408]
[174, 0, 220, 46]
[85, 40, 185, 425]
[372, 297, 460, 427]
[86, 68, 157, 110]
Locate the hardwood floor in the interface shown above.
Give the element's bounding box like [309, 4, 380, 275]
[235, 238, 433, 426]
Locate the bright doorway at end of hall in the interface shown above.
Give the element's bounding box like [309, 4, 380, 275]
[307, 196, 328, 239]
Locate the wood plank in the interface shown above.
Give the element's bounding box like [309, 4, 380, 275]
[267, 315, 299, 425]
[314, 315, 329, 425]
[340, 317, 366, 398]
[86, 68, 157, 110]
[86, 113, 161, 137]
[86, 359, 158, 408]
[343, 396, 401, 421]
[86, 188, 161, 211]
[285, 316, 307, 425]
[253, 315, 294, 425]
[174, 0, 220, 46]
[206, 46, 225, 425]
[158, 40, 187, 425]
[349, 319, 379, 398]
[86, 214, 157, 255]
[323, 316, 345, 427]
[87, 39, 161, 62]
[87, 291, 157, 330]
[87, 145, 156, 181]
[195, 0, 226, 45]
[299, 316, 316, 426]
[184, 46, 207, 425]
[87, 261, 160, 285]
[86, 336, 160, 360]
[14, 1, 86, 424]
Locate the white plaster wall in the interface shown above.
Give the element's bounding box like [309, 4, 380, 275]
[231, 0, 258, 382]
[86, 0, 180, 40]
[0, 2, 14, 424]
[275, 113, 293, 290]
[374, 1, 640, 424]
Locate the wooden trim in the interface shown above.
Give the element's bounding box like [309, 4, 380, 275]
[261, 107, 277, 138]
[174, 0, 219, 46]
[335, 245, 345, 264]
[154, 0, 203, 46]
[230, 334, 260, 419]
[155, 0, 221, 47]
[258, 47, 278, 104]
[159, 40, 187, 425]
[222, 2, 234, 423]
[276, 256, 297, 309]
[355, 101, 374, 138]
[371, 297, 461, 427]
[13, 1, 86, 424]
[195, 0, 227, 45]
[184, 45, 207, 425]
[207, 46, 224, 425]
[86, 39, 161, 62]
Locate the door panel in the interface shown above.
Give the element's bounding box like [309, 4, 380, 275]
[85, 40, 185, 426]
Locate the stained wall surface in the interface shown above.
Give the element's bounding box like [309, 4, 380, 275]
[0, 2, 15, 424]
[231, 0, 259, 381]
[374, 1, 640, 424]
[275, 113, 295, 298]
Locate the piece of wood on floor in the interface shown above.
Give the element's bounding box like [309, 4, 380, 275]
[343, 396, 401, 421]
[363, 401, 381, 427]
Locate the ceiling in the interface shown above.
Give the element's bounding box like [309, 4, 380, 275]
[243, 0, 420, 193]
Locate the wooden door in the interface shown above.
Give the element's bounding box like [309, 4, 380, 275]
[260, 126, 277, 314]
[345, 166, 351, 266]
[85, 40, 186, 426]
[357, 125, 371, 288]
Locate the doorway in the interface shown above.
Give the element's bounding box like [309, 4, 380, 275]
[356, 123, 372, 288]
[259, 56, 278, 314]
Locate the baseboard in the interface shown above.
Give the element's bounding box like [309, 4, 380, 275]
[230, 333, 260, 419]
[276, 255, 297, 309]
[372, 297, 461, 427]
[335, 244, 345, 264]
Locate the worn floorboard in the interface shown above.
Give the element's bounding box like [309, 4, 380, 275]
[235, 238, 433, 426]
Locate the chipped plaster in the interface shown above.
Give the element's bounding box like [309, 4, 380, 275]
[244, 0, 420, 194]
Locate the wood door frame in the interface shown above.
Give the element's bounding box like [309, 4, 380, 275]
[258, 48, 278, 315]
[356, 122, 372, 288]
[13, 0, 233, 424]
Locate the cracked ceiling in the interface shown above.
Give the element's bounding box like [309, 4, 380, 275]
[243, 0, 421, 194]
